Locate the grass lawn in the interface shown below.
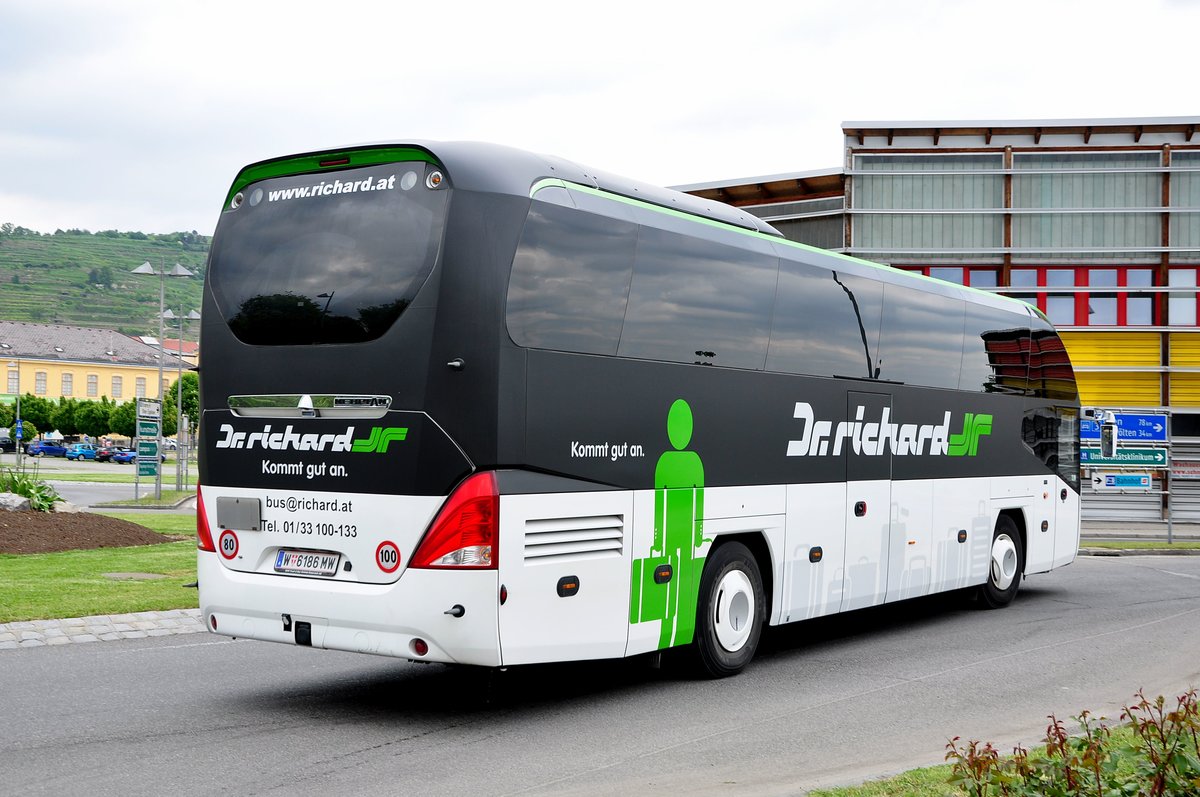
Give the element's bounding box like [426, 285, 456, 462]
[1083, 539, 1200, 549]
[35, 470, 194, 485]
[98, 490, 194, 507]
[0, 512, 198, 623]
[807, 724, 1145, 796]
[806, 766, 955, 796]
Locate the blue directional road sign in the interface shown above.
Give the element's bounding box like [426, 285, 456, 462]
[1100, 472, 1152, 490]
[1081, 413, 1167, 443]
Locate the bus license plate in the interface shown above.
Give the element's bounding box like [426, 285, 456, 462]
[274, 549, 340, 577]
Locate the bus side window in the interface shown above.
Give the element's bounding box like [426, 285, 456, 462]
[506, 201, 637, 355]
[1029, 325, 1078, 402]
[765, 260, 883, 380]
[965, 308, 1031, 395]
[876, 282, 964, 389]
[617, 225, 777, 370]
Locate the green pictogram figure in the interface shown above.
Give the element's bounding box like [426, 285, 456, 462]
[629, 399, 708, 649]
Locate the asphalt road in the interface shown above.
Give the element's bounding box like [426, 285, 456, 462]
[2, 453, 196, 507]
[2, 555, 1199, 796]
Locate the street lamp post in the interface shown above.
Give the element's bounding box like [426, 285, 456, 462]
[131, 259, 194, 500]
[5, 359, 19, 469]
[163, 307, 200, 490]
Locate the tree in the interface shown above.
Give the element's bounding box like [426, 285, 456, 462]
[86, 266, 114, 287]
[75, 398, 114, 439]
[51, 397, 78, 436]
[163, 371, 199, 437]
[17, 394, 54, 433]
[108, 400, 137, 439]
[8, 420, 37, 441]
[0, 402, 11, 428]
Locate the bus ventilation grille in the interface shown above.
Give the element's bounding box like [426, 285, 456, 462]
[522, 515, 625, 564]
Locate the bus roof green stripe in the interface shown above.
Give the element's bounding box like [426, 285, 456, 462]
[531, 179, 1032, 313]
[224, 147, 439, 209]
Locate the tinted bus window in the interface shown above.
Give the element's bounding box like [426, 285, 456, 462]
[209, 163, 447, 346]
[1023, 406, 1080, 490]
[1029, 319, 1079, 401]
[876, 282, 963, 388]
[506, 200, 637, 355]
[617, 226, 777, 369]
[962, 305, 1027, 394]
[766, 261, 883, 379]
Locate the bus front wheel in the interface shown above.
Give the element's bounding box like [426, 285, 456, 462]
[693, 542, 765, 678]
[978, 515, 1023, 609]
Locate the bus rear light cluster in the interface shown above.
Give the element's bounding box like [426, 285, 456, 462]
[196, 486, 217, 552]
[410, 472, 498, 569]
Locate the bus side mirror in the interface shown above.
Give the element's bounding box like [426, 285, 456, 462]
[1100, 423, 1117, 458]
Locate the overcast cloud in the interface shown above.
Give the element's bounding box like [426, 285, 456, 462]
[2, 0, 1198, 236]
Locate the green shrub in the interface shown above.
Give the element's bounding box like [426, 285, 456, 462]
[946, 689, 1200, 796]
[0, 466, 62, 512]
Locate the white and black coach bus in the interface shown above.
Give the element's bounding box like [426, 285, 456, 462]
[196, 141, 1080, 677]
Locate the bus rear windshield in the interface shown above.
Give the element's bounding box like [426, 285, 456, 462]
[208, 162, 448, 345]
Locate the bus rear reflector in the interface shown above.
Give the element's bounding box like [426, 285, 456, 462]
[410, 472, 498, 569]
[196, 485, 216, 552]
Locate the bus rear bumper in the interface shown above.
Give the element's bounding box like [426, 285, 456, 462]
[197, 552, 502, 666]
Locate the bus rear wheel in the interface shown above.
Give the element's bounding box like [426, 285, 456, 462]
[978, 515, 1023, 609]
[693, 542, 764, 678]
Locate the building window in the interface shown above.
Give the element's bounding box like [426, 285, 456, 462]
[1006, 266, 1159, 326]
[135, 377, 147, 398]
[61, 373, 73, 397]
[1170, 268, 1197, 325]
[35, 371, 47, 396]
[1125, 269, 1155, 325]
[1045, 269, 1076, 326]
[906, 267, 999, 288]
[6, 370, 16, 394]
[112, 376, 123, 398]
[87, 374, 98, 397]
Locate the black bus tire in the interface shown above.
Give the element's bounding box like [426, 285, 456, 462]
[693, 541, 765, 678]
[978, 514, 1023, 609]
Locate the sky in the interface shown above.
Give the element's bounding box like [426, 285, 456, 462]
[2, 0, 1199, 237]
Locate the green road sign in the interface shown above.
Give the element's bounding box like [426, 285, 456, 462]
[1080, 447, 1167, 467]
[137, 460, 158, 477]
[137, 419, 159, 438]
[137, 440, 159, 458]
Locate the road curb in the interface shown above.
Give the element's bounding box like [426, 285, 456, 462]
[0, 608, 204, 650]
[1079, 546, 1200, 557]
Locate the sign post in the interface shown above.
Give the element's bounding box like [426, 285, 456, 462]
[136, 399, 162, 501]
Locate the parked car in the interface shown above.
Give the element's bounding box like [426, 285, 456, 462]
[95, 445, 128, 462]
[65, 443, 99, 461]
[26, 439, 69, 457]
[0, 436, 15, 454]
[113, 449, 167, 464]
[162, 438, 178, 450]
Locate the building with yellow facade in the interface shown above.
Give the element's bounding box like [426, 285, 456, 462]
[680, 116, 1200, 522]
[2, 320, 188, 406]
